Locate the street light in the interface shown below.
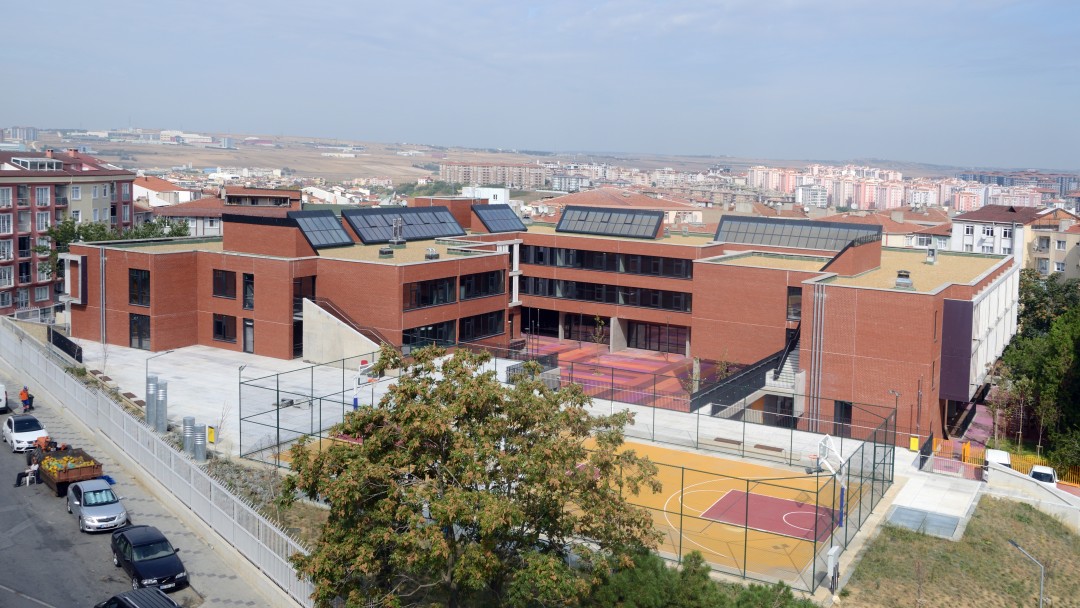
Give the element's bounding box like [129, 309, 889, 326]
[145, 349, 175, 390]
[238, 365, 247, 457]
[1008, 539, 1044, 608]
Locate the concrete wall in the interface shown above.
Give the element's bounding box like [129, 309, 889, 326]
[986, 462, 1080, 532]
[302, 299, 379, 363]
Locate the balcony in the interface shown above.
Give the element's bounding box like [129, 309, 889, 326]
[54, 196, 68, 207]
[16, 197, 29, 207]
[18, 274, 31, 283]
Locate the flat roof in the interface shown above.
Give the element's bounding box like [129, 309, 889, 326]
[97, 238, 225, 254]
[828, 248, 1003, 292]
[317, 240, 500, 264]
[710, 252, 831, 272]
[525, 223, 714, 246]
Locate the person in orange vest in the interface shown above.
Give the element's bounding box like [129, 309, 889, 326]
[19, 386, 29, 412]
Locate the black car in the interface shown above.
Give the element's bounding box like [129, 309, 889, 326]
[110, 525, 189, 592]
[95, 587, 181, 608]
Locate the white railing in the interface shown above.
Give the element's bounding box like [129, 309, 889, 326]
[0, 319, 314, 607]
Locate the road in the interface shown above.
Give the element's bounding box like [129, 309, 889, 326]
[0, 368, 278, 608]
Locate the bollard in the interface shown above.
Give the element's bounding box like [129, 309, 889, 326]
[182, 416, 195, 455]
[155, 381, 168, 433]
[193, 424, 207, 463]
[145, 376, 158, 426]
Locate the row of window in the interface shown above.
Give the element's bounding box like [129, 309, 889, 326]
[130, 313, 254, 351]
[0, 285, 53, 308]
[402, 310, 506, 347]
[520, 245, 693, 279]
[520, 276, 692, 312]
[962, 225, 1013, 239]
[69, 205, 132, 224]
[962, 244, 1013, 255]
[0, 212, 58, 234]
[0, 184, 131, 207]
[403, 271, 505, 311]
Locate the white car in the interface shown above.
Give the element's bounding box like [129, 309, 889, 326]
[2, 414, 48, 452]
[1029, 465, 1058, 489]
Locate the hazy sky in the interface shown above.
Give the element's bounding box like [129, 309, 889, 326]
[4, 1, 1078, 169]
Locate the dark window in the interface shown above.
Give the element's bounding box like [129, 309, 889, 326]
[129, 269, 150, 306]
[520, 246, 690, 278]
[129, 313, 150, 350]
[459, 270, 505, 300]
[213, 269, 236, 299]
[213, 314, 237, 342]
[242, 273, 254, 310]
[403, 277, 456, 310]
[627, 321, 687, 354]
[459, 311, 505, 342]
[787, 286, 802, 320]
[403, 320, 456, 348]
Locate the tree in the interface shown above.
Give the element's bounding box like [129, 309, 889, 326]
[590, 315, 608, 369]
[1015, 268, 1080, 340]
[281, 344, 661, 607]
[37, 217, 190, 277]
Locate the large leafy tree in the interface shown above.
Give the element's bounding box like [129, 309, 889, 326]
[1015, 268, 1080, 340]
[282, 345, 661, 607]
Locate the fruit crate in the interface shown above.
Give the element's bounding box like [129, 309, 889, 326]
[39, 448, 102, 496]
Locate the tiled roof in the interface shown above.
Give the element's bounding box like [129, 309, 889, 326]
[224, 186, 301, 201]
[0, 151, 134, 178]
[915, 222, 953, 236]
[152, 197, 290, 219]
[133, 175, 186, 193]
[952, 205, 1056, 224]
[819, 212, 915, 234]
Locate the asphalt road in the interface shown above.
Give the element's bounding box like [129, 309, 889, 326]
[0, 369, 221, 608]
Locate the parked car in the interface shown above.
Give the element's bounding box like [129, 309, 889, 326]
[67, 478, 129, 532]
[0, 381, 8, 414]
[94, 587, 181, 608]
[110, 525, 188, 592]
[2, 414, 48, 452]
[1029, 465, 1059, 489]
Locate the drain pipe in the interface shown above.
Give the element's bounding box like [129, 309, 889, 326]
[99, 246, 107, 343]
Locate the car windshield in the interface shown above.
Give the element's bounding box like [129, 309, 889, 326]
[13, 419, 42, 433]
[132, 540, 175, 562]
[83, 489, 117, 506]
[1032, 471, 1055, 483]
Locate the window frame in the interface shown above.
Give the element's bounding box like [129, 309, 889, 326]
[128, 269, 150, 307]
[242, 273, 255, 310]
[212, 269, 237, 299]
[212, 314, 237, 343]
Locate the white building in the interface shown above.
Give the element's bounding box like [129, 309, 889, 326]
[461, 186, 512, 205]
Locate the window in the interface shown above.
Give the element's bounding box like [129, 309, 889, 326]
[402, 320, 455, 348]
[122, 183, 130, 201]
[964, 225, 974, 236]
[14, 288, 28, 308]
[981, 245, 993, 253]
[0, 241, 11, 260]
[403, 277, 456, 310]
[786, 286, 802, 320]
[34, 286, 49, 301]
[122, 205, 130, 222]
[0, 214, 10, 235]
[70, 186, 81, 200]
[213, 314, 237, 342]
[35, 186, 50, 207]
[242, 273, 254, 309]
[0, 188, 10, 208]
[915, 235, 932, 247]
[964, 244, 973, 252]
[459, 270, 504, 300]
[36, 211, 49, 231]
[92, 186, 100, 199]
[71, 210, 81, 223]
[207, 218, 218, 228]
[1057, 240, 1066, 251]
[1003, 247, 1012, 255]
[212, 269, 236, 298]
[129, 314, 150, 350]
[0, 291, 9, 307]
[936, 237, 948, 249]
[982, 226, 994, 237]
[129, 269, 150, 306]
[0, 267, 12, 288]
[92, 208, 99, 222]
[458, 311, 505, 342]
[1055, 262, 1066, 273]
[36, 263, 49, 282]
[1037, 258, 1050, 275]
[1002, 227, 1012, 239]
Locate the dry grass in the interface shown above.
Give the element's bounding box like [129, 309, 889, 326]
[843, 496, 1080, 607]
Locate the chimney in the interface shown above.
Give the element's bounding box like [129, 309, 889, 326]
[890, 210, 904, 223]
[1060, 219, 1075, 231]
[67, 149, 79, 158]
[45, 149, 53, 159]
[895, 270, 914, 290]
[925, 248, 937, 265]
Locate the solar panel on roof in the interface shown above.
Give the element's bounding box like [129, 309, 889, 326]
[287, 211, 354, 250]
[341, 206, 466, 244]
[473, 205, 527, 233]
[714, 216, 880, 252]
[555, 205, 663, 239]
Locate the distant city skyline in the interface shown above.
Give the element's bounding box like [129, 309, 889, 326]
[3, 1, 1078, 170]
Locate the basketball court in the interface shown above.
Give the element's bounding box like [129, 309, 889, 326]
[621, 437, 863, 589]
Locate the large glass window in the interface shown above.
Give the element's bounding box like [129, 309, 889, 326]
[242, 273, 254, 309]
[213, 269, 236, 299]
[520, 277, 691, 312]
[520, 245, 692, 279]
[626, 321, 688, 354]
[403, 277, 456, 310]
[459, 311, 504, 342]
[130, 314, 150, 350]
[213, 314, 237, 342]
[459, 270, 504, 300]
[34, 186, 50, 207]
[403, 320, 456, 348]
[129, 269, 150, 306]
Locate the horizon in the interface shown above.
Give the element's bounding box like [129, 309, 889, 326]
[4, 1, 1078, 171]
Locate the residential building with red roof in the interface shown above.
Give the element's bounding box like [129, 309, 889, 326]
[950, 205, 1079, 275]
[132, 175, 197, 207]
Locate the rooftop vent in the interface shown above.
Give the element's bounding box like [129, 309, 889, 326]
[925, 248, 937, 265]
[425, 247, 440, 260]
[378, 247, 393, 259]
[389, 238, 406, 249]
[681, 225, 689, 237]
[895, 269, 914, 290]
[663, 227, 671, 238]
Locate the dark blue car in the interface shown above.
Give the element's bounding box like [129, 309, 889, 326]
[110, 525, 189, 592]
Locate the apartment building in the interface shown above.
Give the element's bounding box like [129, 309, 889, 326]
[439, 162, 547, 189]
[0, 150, 134, 320]
[950, 205, 1078, 273]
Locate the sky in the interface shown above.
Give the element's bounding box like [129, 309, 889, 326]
[3, 0, 1078, 170]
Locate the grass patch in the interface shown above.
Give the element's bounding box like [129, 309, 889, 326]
[844, 496, 1080, 607]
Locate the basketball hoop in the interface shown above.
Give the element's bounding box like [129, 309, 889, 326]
[805, 454, 824, 475]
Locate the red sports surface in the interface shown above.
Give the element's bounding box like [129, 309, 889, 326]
[701, 490, 837, 542]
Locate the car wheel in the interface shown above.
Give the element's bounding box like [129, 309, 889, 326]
[112, 552, 120, 567]
[78, 517, 86, 533]
[131, 577, 139, 590]
[66, 502, 72, 514]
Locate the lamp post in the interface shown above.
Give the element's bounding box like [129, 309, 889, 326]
[1008, 540, 1044, 608]
[238, 365, 247, 456]
[144, 349, 175, 392]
